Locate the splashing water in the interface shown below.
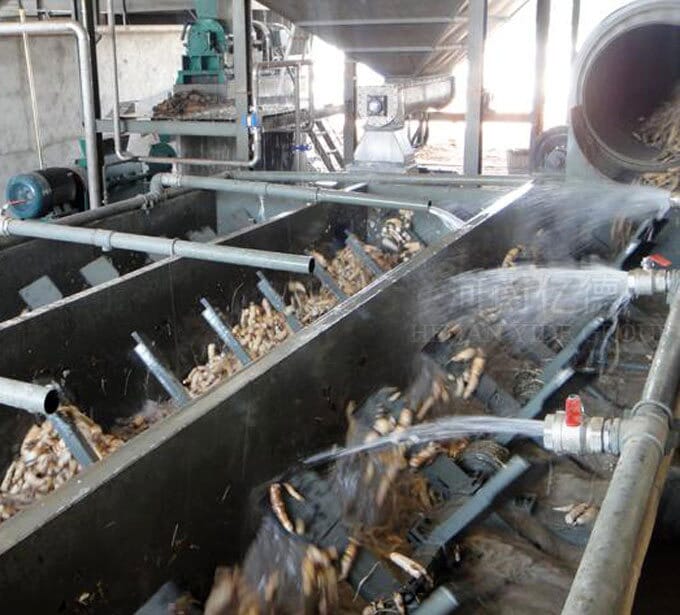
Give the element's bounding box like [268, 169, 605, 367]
[430, 205, 465, 231]
[304, 416, 544, 466]
[415, 265, 631, 350]
[471, 181, 669, 262]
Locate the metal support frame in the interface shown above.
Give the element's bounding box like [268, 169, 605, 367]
[430, 111, 532, 123]
[232, 0, 252, 160]
[0, 19, 102, 209]
[343, 60, 357, 166]
[413, 456, 531, 563]
[255, 60, 315, 172]
[105, 0, 261, 169]
[463, 0, 488, 175]
[95, 119, 239, 138]
[530, 0, 551, 152]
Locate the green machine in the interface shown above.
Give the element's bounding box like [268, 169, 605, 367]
[176, 0, 231, 87]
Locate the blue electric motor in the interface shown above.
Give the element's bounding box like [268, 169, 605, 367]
[5, 167, 87, 219]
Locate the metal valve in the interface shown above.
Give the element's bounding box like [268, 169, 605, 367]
[627, 268, 679, 299]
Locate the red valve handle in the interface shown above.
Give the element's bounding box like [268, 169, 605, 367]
[565, 394, 584, 427]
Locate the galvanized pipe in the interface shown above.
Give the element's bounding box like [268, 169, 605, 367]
[0, 376, 60, 415]
[0, 19, 102, 209]
[18, 7, 44, 169]
[150, 173, 432, 212]
[106, 0, 261, 169]
[562, 289, 680, 615]
[0, 216, 314, 275]
[227, 170, 529, 187]
[627, 268, 680, 298]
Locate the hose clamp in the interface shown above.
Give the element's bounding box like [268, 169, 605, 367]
[93, 228, 115, 252]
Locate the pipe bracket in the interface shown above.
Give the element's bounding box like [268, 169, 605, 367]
[94, 228, 115, 252]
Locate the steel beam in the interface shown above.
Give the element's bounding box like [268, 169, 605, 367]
[232, 0, 252, 161]
[343, 45, 463, 53]
[95, 119, 239, 138]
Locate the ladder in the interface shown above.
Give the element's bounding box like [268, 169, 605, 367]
[306, 119, 345, 172]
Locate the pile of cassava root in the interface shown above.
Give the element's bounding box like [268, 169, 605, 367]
[0, 406, 123, 523]
[634, 85, 680, 195]
[184, 227, 422, 397]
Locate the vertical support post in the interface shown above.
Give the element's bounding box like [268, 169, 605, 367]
[463, 0, 488, 176]
[293, 65, 302, 171]
[531, 0, 551, 152]
[343, 59, 357, 167]
[232, 0, 253, 162]
[570, 0, 581, 64]
[79, 0, 106, 204]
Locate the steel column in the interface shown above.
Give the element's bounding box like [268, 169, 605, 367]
[343, 60, 357, 166]
[463, 0, 488, 176]
[79, 0, 105, 201]
[531, 0, 551, 152]
[571, 0, 581, 64]
[233, 0, 253, 161]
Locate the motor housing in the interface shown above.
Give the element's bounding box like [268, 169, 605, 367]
[5, 167, 87, 219]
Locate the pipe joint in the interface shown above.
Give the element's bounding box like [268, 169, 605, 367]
[543, 411, 622, 455]
[149, 173, 179, 197]
[631, 398, 673, 422]
[544, 408, 673, 457]
[622, 400, 674, 454]
[628, 268, 679, 300]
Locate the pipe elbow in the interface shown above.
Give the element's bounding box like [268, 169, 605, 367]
[149, 173, 179, 197]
